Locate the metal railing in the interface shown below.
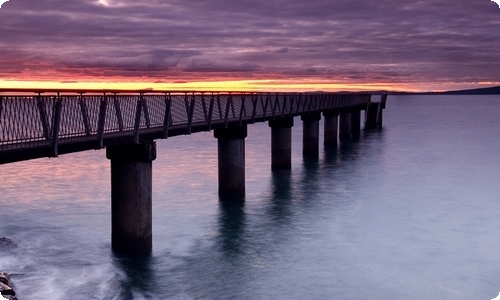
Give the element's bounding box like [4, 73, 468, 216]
[0, 91, 370, 156]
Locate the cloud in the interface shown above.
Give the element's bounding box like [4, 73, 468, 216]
[274, 47, 289, 54]
[64, 49, 198, 71]
[0, 0, 9, 8]
[184, 59, 261, 73]
[0, 0, 499, 89]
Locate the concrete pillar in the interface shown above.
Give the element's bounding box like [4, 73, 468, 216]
[301, 112, 321, 159]
[365, 103, 377, 129]
[269, 117, 294, 170]
[214, 125, 247, 198]
[323, 112, 338, 146]
[365, 103, 382, 130]
[365, 94, 386, 130]
[339, 112, 351, 139]
[106, 141, 156, 256]
[351, 109, 361, 136]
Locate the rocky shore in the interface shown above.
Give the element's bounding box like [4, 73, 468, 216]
[0, 272, 18, 300]
[0, 237, 16, 249]
[1, 237, 18, 299]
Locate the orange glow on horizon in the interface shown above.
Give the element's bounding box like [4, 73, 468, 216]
[0, 78, 422, 93]
[1, 78, 497, 93]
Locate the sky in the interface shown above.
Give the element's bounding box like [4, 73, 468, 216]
[0, 0, 500, 92]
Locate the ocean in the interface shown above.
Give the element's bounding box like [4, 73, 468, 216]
[1, 95, 500, 299]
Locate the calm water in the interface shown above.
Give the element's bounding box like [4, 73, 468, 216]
[1, 95, 500, 299]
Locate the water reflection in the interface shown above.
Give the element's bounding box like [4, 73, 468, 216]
[299, 155, 320, 201]
[323, 144, 340, 166]
[267, 171, 293, 223]
[323, 131, 372, 168]
[336, 138, 362, 163]
[217, 200, 246, 258]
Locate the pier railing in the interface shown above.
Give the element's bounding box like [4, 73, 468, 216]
[0, 91, 370, 160]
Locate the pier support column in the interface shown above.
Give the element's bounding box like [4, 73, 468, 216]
[301, 112, 321, 159]
[339, 112, 352, 140]
[365, 103, 381, 130]
[351, 109, 361, 137]
[323, 112, 338, 146]
[365, 94, 387, 130]
[269, 117, 294, 170]
[214, 125, 247, 198]
[106, 141, 156, 256]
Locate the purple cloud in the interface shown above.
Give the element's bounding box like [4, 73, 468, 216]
[0, 0, 499, 89]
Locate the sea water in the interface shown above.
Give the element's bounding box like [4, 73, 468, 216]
[1, 95, 500, 299]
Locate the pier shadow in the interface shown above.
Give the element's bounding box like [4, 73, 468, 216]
[297, 155, 321, 205]
[271, 170, 292, 200]
[323, 145, 340, 166]
[326, 137, 363, 165]
[267, 171, 293, 223]
[217, 199, 246, 258]
[302, 154, 320, 177]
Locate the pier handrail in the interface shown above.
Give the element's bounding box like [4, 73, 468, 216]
[0, 91, 371, 162]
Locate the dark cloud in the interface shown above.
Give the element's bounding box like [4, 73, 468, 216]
[184, 59, 261, 73]
[0, 0, 499, 89]
[274, 47, 290, 54]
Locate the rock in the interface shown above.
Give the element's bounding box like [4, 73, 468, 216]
[0, 237, 16, 249]
[0, 272, 18, 299]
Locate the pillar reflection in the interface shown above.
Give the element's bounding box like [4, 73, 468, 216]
[217, 200, 246, 258]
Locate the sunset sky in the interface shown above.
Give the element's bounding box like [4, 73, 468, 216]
[1, 0, 500, 92]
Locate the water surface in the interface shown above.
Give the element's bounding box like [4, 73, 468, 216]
[1, 95, 500, 299]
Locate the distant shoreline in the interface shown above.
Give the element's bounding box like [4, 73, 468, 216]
[386, 85, 500, 95]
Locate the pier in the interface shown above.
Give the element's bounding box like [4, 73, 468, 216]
[0, 89, 386, 255]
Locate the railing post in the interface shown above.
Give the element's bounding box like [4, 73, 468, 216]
[295, 93, 302, 114]
[36, 93, 51, 141]
[0, 96, 3, 122]
[224, 94, 232, 128]
[280, 94, 287, 118]
[201, 93, 208, 122]
[271, 93, 279, 119]
[239, 93, 246, 125]
[113, 93, 124, 132]
[288, 94, 295, 115]
[78, 93, 92, 136]
[207, 93, 215, 130]
[251, 93, 258, 123]
[133, 94, 143, 144]
[186, 93, 195, 134]
[143, 93, 151, 128]
[262, 94, 270, 119]
[51, 93, 63, 157]
[97, 93, 108, 149]
[162, 93, 172, 138]
[217, 94, 223, 120]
